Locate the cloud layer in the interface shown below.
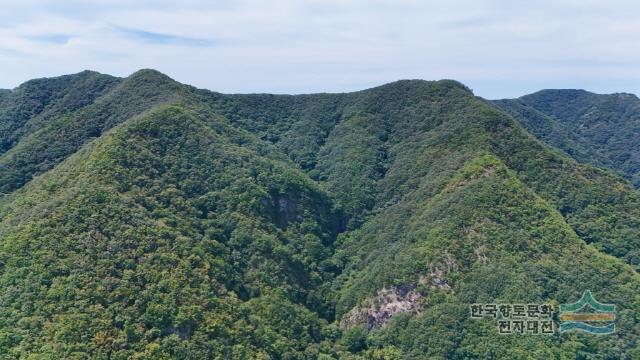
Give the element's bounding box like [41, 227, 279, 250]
[0, 0, 638, 98]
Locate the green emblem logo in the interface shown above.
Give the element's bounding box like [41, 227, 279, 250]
[559, 290, 616, 334]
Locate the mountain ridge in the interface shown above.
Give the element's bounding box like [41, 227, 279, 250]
[0, 70, 639, 359]
[494, 88, 640, 188]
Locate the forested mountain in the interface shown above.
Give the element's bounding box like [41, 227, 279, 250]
[494, 90, 640, 188]
[0, 71, 638, 359]
[0, 90, 10, 103]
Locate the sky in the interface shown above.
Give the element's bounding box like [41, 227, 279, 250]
[0, 0, 639, 99]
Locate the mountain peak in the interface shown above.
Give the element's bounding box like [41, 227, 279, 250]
[127, 68, 176, 83]
[521, 88, 592, 101]
[369, 79, 473, 95]
[23, 69, 104, 83]
[523, 88, 639, 100]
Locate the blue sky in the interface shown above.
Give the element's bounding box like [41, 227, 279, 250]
[0, 0, 639, 99]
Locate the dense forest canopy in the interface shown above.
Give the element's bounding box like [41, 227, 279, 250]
[494, 89, 640, 188]
[0, 70, 638, 359]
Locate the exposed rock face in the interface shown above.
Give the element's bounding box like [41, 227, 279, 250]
[341, 284, 422, 330]
[419, 270, 452, 291]
[341, 258, 458, 330]
[421, 253, 458, 291]
[261, 192, 302, 228]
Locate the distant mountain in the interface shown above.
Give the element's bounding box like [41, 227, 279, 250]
[494, 89, 640, 188]
[0, 71, 638, 359]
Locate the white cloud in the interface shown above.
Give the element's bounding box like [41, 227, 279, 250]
[0, 0, 638, 98]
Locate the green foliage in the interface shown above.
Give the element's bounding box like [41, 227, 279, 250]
[341, 325, 368, 353]
[0, 105, 340, 358]
[0, 70, 119, 155]
[0, 71, 639, 358]
[495, 89, 640, 188]
[0, 69, 183, 193]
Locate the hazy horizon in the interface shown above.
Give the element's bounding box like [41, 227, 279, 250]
[3, 68, 639, 101]
[1, 1, 639, 99]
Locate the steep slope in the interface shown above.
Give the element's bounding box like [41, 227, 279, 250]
[209, 81, 640, 358]
[1, 71, 639, 359]
[491, 98, 610, 167]
[336, 154, 639, 359]
[0, 105, 342, 358]
[0, 69, 185, 194]
[212, 81, 483, 224]
[0, 70, 120, 155]
[494, 89, 640, 187]
[213, 81, 640, 270]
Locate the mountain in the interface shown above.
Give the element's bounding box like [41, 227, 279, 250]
[494, 89, 640, 188]
[0, 71, 638, 359]
[0, 70, 184, 194]
[0, 89, 10, 103]
[0, 71, 120, 155]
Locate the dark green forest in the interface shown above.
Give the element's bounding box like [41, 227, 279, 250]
[0, 70, 638, 359]
[494, 89, 640, 188]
